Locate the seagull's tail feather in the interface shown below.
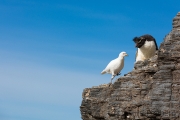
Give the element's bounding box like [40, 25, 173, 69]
[101, 70, 106, 74]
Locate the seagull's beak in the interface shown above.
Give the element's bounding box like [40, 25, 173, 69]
[125, 53, 128, 56]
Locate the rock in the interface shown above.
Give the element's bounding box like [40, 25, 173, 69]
[80, 12, 180, 120]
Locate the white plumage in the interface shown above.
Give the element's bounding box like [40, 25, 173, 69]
[101, 52, 128, 83]
[136, 40, 156, 62]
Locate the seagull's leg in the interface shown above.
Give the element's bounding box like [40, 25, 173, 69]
[111, 75, 115, 84]
[110, 78, 113, 84]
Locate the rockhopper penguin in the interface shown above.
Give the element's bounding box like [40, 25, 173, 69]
[133, 34, 158, 62]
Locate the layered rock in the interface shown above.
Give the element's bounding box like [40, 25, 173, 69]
[80, 12, 180, 120]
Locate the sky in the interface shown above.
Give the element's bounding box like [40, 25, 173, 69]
[0, 0, 180, 120]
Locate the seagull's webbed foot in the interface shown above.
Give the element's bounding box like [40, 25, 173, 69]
[116, 72, 121, 76]
[108, 80, 113, 87]
[108, 82, 112, 87]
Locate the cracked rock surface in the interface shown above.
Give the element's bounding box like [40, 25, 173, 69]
[80, 12, 180, 120]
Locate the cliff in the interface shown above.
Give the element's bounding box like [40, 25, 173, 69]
[80, 12, 180, 120]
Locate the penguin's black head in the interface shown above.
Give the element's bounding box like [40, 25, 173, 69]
[133, 37, 146, 48]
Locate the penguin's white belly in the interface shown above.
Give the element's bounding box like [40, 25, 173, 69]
[136, 41, 156, 62]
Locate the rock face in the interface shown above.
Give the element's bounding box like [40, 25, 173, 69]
[80, 12, 180, 120]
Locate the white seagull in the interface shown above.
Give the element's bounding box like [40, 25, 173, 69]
[101, 52, 128, 83]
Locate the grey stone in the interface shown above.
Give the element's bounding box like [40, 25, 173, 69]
[80, 12, 180, 120]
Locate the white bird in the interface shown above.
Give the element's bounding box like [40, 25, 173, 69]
[101, 52, 128, 83]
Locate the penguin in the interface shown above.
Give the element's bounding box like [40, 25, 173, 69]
[133, 34, 158, 62]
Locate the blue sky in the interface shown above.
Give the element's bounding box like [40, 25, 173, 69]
[0, 0, 179, 120]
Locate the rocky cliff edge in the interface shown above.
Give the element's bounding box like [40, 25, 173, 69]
[80, 12, 180, 120]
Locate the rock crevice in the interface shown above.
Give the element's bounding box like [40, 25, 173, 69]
[80, 12, 180, 120]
